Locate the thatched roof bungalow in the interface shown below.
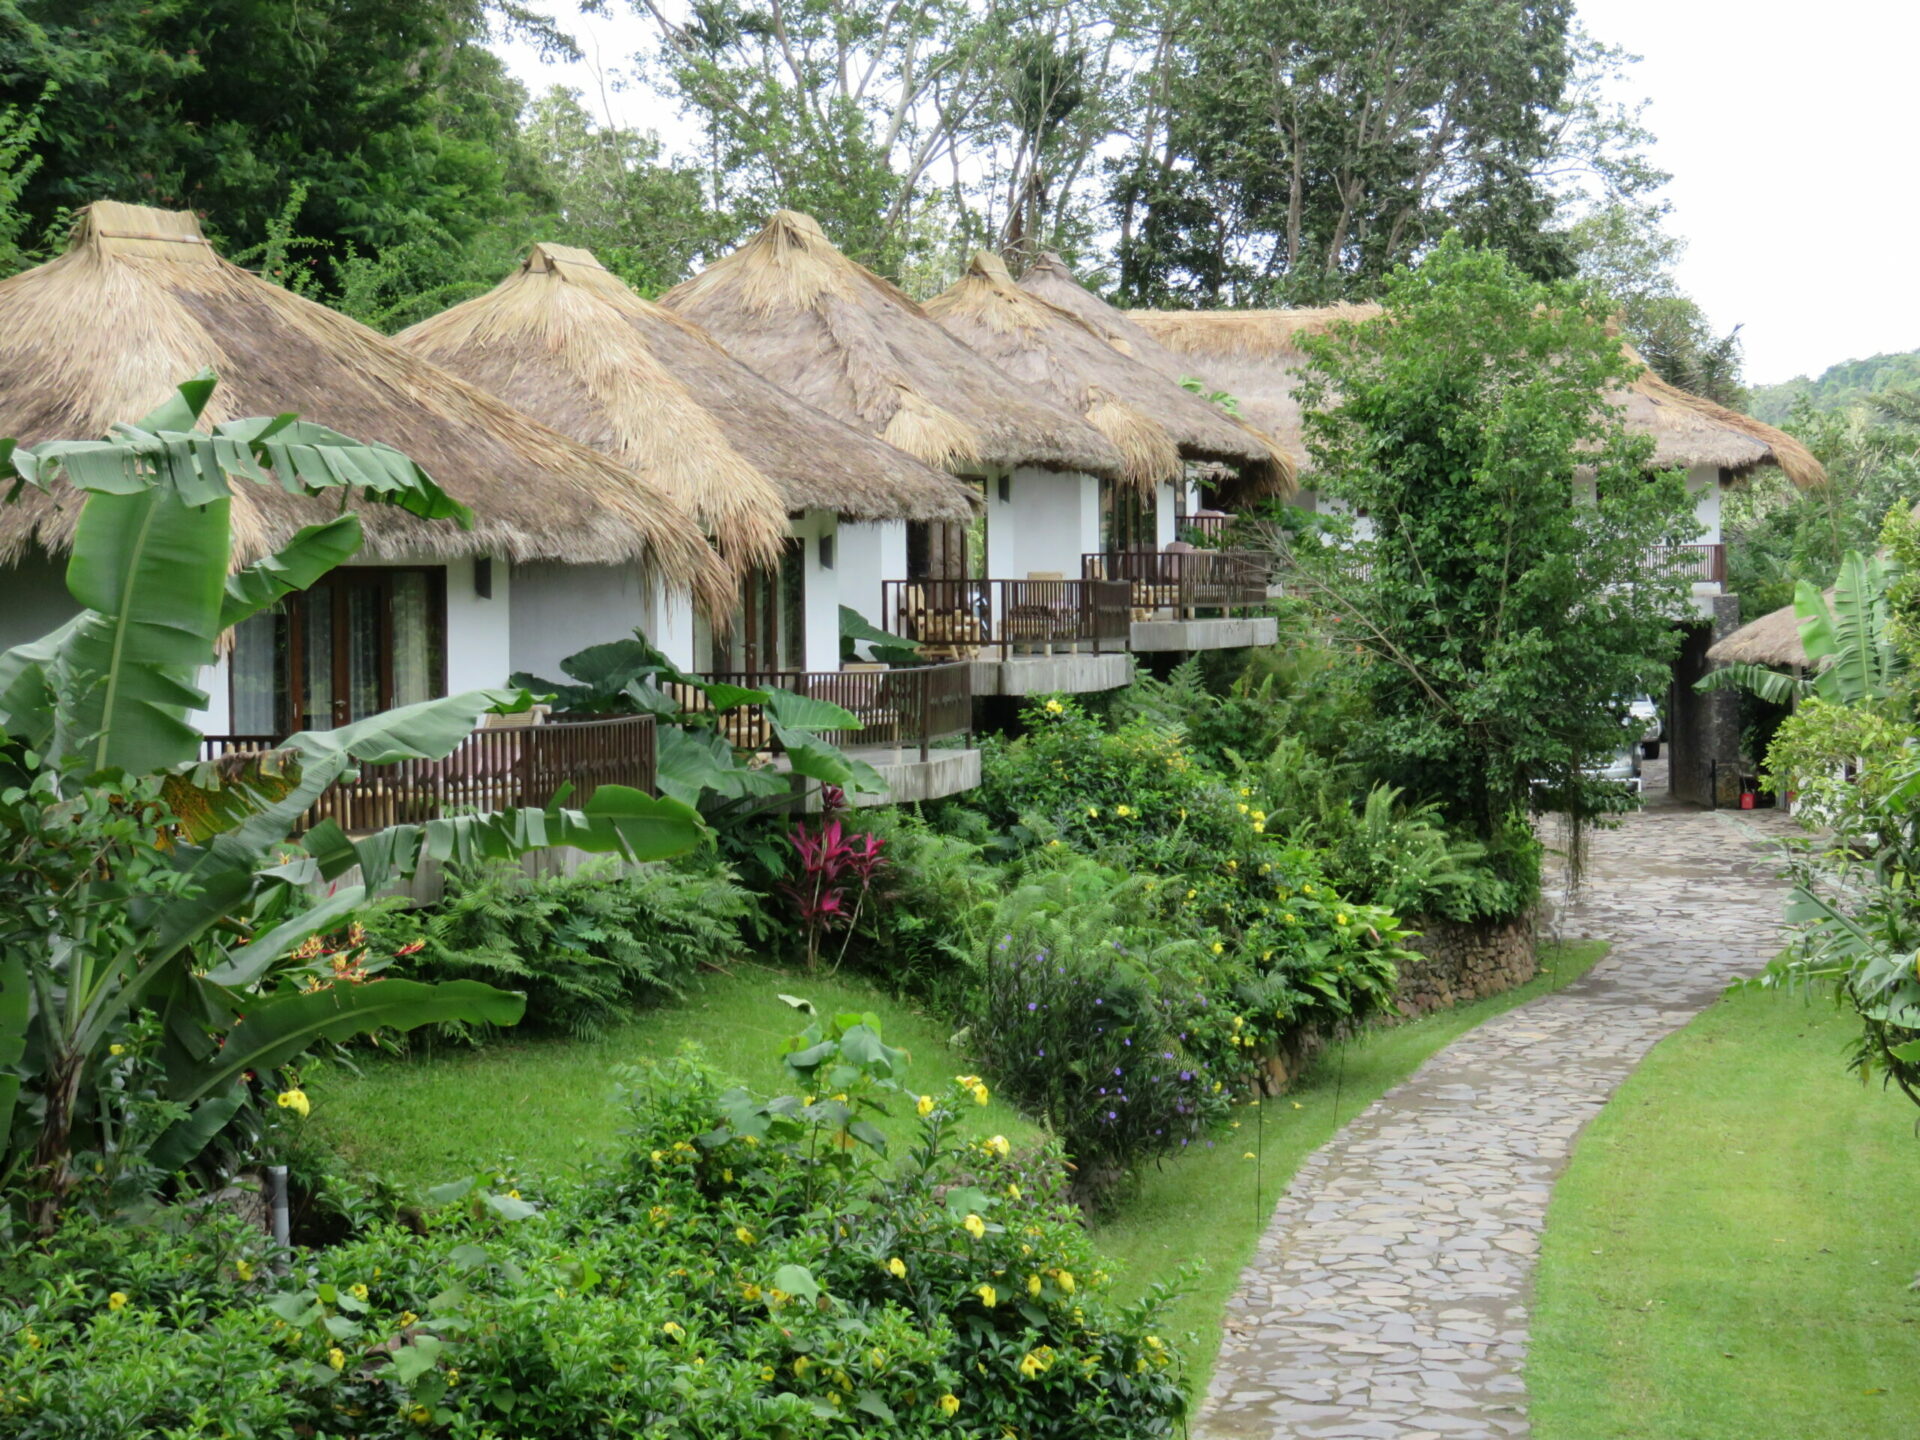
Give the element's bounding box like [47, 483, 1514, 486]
[0, 202, 729, 731]
[661, 211, 1125, 483]
[397, 243, 985, 671]
[0, 203, 724, 598]
[1013, 251, 1296, 507]
[1130, 306, 1828, 491]
[398, 243, 977, 543]
[926, 251, 1292, 498]
[1705, 590, 1840, 670]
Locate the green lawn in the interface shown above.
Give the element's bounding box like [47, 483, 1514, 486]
[1530, 984, 1920, 1440]
[309, 962, 1041, 1185]
[1093, 938, 1610, 1398]
[314, 940, 1608, 1405]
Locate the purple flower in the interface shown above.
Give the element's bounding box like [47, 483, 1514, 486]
[1027, 1002, 1038, 1011]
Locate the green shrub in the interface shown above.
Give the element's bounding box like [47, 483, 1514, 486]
[366, 859, 749, 1038]
[3, 1023, 1190, 1439]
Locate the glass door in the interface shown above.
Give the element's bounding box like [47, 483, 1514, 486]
[230, 568, 446, 736]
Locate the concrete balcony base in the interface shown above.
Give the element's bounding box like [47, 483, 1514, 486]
[1130, 615, 1278, 652]
[968, 652, 1132, 696]
[846, 745, 982, 806]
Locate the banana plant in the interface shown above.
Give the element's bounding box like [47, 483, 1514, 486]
[1698, 550, 1901, 707]
[0, 376, 703, 1227]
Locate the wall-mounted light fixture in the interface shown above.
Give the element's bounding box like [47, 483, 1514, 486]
[474, 556, 494, 598]
[818, 533, 835, 570]
[997, 473, 1011, 504]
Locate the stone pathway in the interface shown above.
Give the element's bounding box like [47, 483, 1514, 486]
[1198, 793, 1797, 1439]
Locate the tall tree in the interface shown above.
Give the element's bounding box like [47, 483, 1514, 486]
[0, 0, 556, 267]
[1287, 237, 1696, 855]
[1111, 0, 1580, 305]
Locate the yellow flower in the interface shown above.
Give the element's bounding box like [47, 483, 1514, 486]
[1185, 888, 1197, 901]
[917, 1093, 935, 1118]
[1336, 913, 1348, 925]
[1251, 810, 1266, 823]
[1115, 804, 1132, 818]
[1303, 884, 1315, 896]
[983, 1133, 1011, 1158]
[650, 1149, 665, 1164]
[887, 1257, 907, 1279]
[1239, 787, 1251, 797]
[963, 1213, 987, 1240]
[939, 1394, 961, 1416]
[1006, 1182, 1021, 1199]
[1284, 912, 1297, 923]
[327, 1346, 346, 1371]
[1086, 806, 1099, 818]
[742, 1283, 763, 1301]
[722, 1168, 732, 1183]
[348, 1283, 369, 1302]
[1047, 838, 1061, 847]
[409, 1406, 431, 1425]
[275, 1088, 310, 1118]
[1237, 803, 1249, 815]
[1253, 821, 1265, 834]
[400, 1311, 418, 1327]
[972, 1083, 990, 1107]
[108, 1044, 124, 1056]
[662, 1321, 686, 1341]
[1044, 699, 1064, 714]
[1243, 1151, 1257, 1159]
[760, 1365, 777, 1381]
[1028, 1272, 1043, 1297]
[1211, 941, 1224, 955]
[793, 1356, 811, 1378]
[107, 1292, 129, 1311]
[1019, 1351, 1044, 1378]
[735, 1226, 756, 1246]
[1054, 1270, 1075, 1295]
[1225, 859, 1237, 871]
[1145, 1334, 1164, 1351]
[234, 1260, 254, 1283]
[976, 1284, 998, 1308]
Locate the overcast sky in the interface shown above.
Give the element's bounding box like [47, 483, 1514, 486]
[495, 0, 1913, 386]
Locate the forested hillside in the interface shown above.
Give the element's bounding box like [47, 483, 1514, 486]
[1748, 350, 1920, 423]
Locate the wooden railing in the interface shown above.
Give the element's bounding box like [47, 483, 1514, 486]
[667, 663, 973, 762]
[879, 578, 1131, 661]
[199, 713, 657, 833]
[1081, 549, 1270, 618]
[1643, 542, 1726, 584]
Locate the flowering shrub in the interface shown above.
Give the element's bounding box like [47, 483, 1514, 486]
[2, 1028, 1188, 1439]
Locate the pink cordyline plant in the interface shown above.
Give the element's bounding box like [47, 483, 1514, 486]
[781, 794, 888, 972]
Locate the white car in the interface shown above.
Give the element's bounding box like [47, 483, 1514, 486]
[1626, 694, 1662, 759]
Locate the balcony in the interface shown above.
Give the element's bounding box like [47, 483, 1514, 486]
[200, 713, 658, 833]
[1081, 550, 1277, 652]
[1643, 543, 1726, 585]
[667, 663, 979, 804]
[880, 578, 1135, 695]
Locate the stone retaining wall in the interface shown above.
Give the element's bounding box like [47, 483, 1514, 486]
[1393, 913, 1539, 1017]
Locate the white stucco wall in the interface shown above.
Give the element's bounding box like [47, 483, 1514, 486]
[1155, 479, 1178, 549]
[1688, 464, 1722, 545]
[445, 556, 512, 694]
[509, 560, 665, 683]
[837, 518, 904, 634]
[988, 467, 1100, 579]
[0, 547, 79, 654]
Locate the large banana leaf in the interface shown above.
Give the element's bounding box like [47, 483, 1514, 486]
[1696, 661, 1806, 705]
[1798, 551, 1899, 705]
[56, 485, 229, 774]
[175, 979, 527, 1106]
[218, 516, 362, 631]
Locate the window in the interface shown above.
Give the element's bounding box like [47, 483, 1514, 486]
[230, 568, 446, 736]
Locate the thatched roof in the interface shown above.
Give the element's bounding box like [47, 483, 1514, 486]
[923, 252, 1293, 498]
[1021, 257, 1290, 503]
[1706, 591, 1833, 668]
[1133, 307, 1829, 488]
[660, 211, 1126, 480]
[0, 203, 728, 612]
[397, 244, 975, 559]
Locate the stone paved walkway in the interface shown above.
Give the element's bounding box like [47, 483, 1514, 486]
[1198, 793, 1797, 1439]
